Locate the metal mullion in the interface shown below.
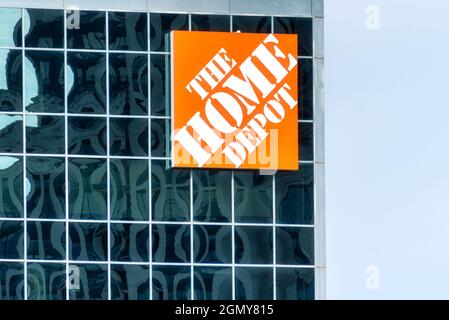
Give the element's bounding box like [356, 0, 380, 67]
[21, 7, 27, 301]
[271, 15, 277, 301]
[147, 11, 153, 301]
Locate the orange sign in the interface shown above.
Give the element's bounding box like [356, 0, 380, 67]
[171, 31, 299, 170]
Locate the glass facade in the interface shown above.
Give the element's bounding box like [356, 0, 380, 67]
[0, 1, 324, 300]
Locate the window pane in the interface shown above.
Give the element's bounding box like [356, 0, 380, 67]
[152, 224, 190, 263]
[25, 9, 64, 48]
[298, 58, 313, 120]
[235, 226, 273, 264]
[299, 122, 313, 161]
[273, 17, 313, 56]
[25, 50, 64, 113]
[27, 221, 66, 260]
[191, 15, 230, 32]
[109, 12, 147, 51]
[68, 116, 107, 155]
[110, 223, 149, 262]
[109, 53, 148, 115]
[0, 263, 24, 300]
[235, 267, 273, 300]
[150, 13, 188, 52]
[275, 165, 314, 225]
[193, 267, 232, 300]
[110, 159, 149, 221]
[26, 115, 65, 154]
[151, 160, 190, 222]
[0, 156, 23, 218]
[0, 114, 22, 153]
[0, 8, 22, 47]
[26, 157, 65, 219]
[276, 268, 314, 300]
[151, 118, 169, 157]
[232, 16, 271, 33]
[68, 158, 107, 220]
[67, 51, 106, 114]
[109, 118, 148, 156]
[152, 265, 190, 300]
[27, 263, 65, 300]
[150, 54, 170, 116]
[69, 223, 107, 261]
[0, 220, 24, 259]
[67, 11, 106, 50]
[276, 227, 314, 265]
[111, 265, 149, 300]
[193, 225, 232, 264]
[0, 49, 22, 112]
[69, 264, 108, 300]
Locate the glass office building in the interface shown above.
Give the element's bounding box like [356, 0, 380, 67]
[0, 0, 325, 300]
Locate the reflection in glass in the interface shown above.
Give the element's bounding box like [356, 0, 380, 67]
[109, 12, 147, 51]
[24, 9, 64, 48]
[69, 264, 108, 300]
[0, 221, 23, 259]
[27, 263, 65, 300]
[191, 15, 230, 32]
[152, 265, 190, 300]
[111, 265, 149, 300]
[0, 263, 24, 300]
[193, 170, 231, 222]
[150, 54, 170, 116]
[27, 221, 66, 260]
[232, 16, 271, 33]
[110, 159, 148, 221]
[298, 59, 313, 120]
[0, 156, 23, 218]
[69, 158, 107, 220]
[275, 165, 314, 225]
[69, 223, 107, 261]
[26, 157, 65, 219]
[150, 13, 188, 52]
[109, 118, 148, 156]
[194, 267, 232, 300]
[276, 268, 314, 300]
[109, 53, 148, 115]
[0, 49, 22, 112]
[153, 224, 190, 263]
[235, 226, 273, 264]
[276, 227, 314, 265]
[110, 223, 149, 262]
[26, 115, 65, 154]
[235, 267, 273, 300]
[68, 116, 107, 155]
[0, 8, 22, 47]
[67, 11, 105, 50]
[299, 122, 314, 161]
[0, 114, 22, 153]
[193, 225, 232, 263]
[67, 52, 106, 114]
[234, 172, 272, 223]
[273, 17, 313, 56]
[151, 160, 189, 221]
[151, 118, 169, 157]
[25, 50, 64, 113]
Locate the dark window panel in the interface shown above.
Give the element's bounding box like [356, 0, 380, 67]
[235, 226, 273, 264]
[27, 263, 66, 300]
[193, 267, 232, 300]
[110, 223, 149, 262]
[68, 116, 107, 155]
[69, 223, 107, 261]
[275, 164, 314, 225]
[152, 265, 190, 300]
[109, 12, 148, 51]
[67, 52, 106, 114]
[68, 264, 108, 300]
[152, 224, 190, 263]
[110, 159, 149, 221]
[0, 156, 23, 218]
[150, 54, 170, 116]
[25, 50, 64, 113]
[0, 263, 24, 300]
[109, 53, 148, 115]
[232, 16, 271, 33]
[299, 122, 314, 161]
[150, 13, 188, 52]
[26, 157, 65, 219]
[0, 49, 22, 112]
[151, 118, 169, 157]
[276, 227, 314, 265]
[25, 9, 64, 48]
[0, 114, 22, 153]
[191, 15, 230, 32]
[193, 170, 232, 222]
[67, 11, 106, 50]
[151, 160, 190, 222]
[273, 17, 313, 56]
[27, 221, 66, 260]
[0, 8, 22, 47]
[111, 265, 149, 300]
[68, 158, 107, 220]
[235, 267, 273, 300]
[26, 115, 65, 154]
[193, 225, 232, 264]
[0, 220, 24, 259]
[234, 171, 272, 223]
[298, 58, 313, 120]
[276, 268, 314, 300]
[109, 118, 148, 157]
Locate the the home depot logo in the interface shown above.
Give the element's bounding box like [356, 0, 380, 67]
[171, 31, 299, 170]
